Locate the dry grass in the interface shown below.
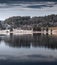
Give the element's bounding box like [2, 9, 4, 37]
[49, 27, 57, 30]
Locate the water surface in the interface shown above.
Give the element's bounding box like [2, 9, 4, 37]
[0, 33, 57, 65]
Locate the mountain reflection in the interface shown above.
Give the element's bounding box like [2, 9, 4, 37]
[0, 33, 57, 49]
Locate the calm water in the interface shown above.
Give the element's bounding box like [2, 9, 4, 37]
[0, 33, 57, 65]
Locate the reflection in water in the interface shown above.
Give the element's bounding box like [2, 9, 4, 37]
[0, 33, 57, 49]
[0, 33, 57, 63]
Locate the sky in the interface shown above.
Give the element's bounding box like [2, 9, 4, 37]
[0, 0, 57, 20]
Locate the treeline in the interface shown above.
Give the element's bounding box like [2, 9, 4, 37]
[4, 14, 57, 29]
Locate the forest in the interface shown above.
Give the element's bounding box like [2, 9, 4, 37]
[0, 14, 57, 30]
[4, 14, 57, 27]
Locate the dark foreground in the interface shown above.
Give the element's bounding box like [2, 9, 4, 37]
[0, 61, 57, 65]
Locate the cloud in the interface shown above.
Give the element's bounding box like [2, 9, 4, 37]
[0, 0, 57, 3]
[0, 1, 57, 20]
[27, 4, 53, 9]
[0, 2, 56, 9]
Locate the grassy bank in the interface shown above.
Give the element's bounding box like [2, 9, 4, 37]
[49, 27, 57, 30]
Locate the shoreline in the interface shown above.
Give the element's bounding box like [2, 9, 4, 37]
[0, 29, 55, 35]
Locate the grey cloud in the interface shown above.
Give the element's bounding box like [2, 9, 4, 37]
[27, 5, 53, 9]
[0, 2, 57, 20]
[0, 2, 56, 9]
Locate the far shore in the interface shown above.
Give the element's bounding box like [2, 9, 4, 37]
[0, 28, 57, 35]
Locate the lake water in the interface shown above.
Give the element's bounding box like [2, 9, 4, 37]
[0, 33, 57, 65]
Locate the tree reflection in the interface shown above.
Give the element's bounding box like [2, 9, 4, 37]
[1, 33, 57, 49]
[4, 34, 32, 48]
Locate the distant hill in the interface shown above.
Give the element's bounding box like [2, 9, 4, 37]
[4, 14, 57, 28]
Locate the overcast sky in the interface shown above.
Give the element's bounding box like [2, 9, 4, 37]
[0, 0, 57, 20]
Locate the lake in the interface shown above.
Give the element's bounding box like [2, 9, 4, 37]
[0, 33, 57, 65]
